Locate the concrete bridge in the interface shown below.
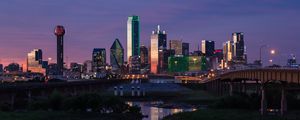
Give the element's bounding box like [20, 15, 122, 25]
[204, 68, 300, 116]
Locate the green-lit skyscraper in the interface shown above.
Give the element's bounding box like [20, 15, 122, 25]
[127, 15, 140, 61]
[110, 38, 124, 70]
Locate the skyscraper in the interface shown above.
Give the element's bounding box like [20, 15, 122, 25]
[92, 48, 106, 72]
[232, 32, 246, 63]
[127, 15, 140, 61]
[223, 41, 234, 68]
[110, 38, 124, 70]
[27, 49, 46, 74]
[151, 25, 167, 74]
[140, 45, 148, 68]
[201, 40, 215, 57]
[54, 25, 65, 76]
[169, 40, 182, 55]
[83, 60, 92, 74]
[182, 42, 189, 56]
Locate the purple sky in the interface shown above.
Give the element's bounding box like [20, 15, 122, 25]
[0, 0, 299, 66]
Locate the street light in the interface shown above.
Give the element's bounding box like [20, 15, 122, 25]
[269, 59, 273, 63]
[270, 50, 276, 55]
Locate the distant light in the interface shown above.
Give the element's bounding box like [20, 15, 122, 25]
[270, 50, 276, 55]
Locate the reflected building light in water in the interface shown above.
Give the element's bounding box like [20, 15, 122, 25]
[150, 107, 159, 120]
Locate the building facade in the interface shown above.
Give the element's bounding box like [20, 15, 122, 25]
[129, 55, 141, 74]
[168, 56, 189, 73]
[182, 42, 189, 56]
[27, 49, 46, 74]
[140, 45, 149, 68]
[110, 38, 124, 71]
[127, 15, 140, 61]
[92, 48, 106, 72]
[201, 40, 215, 57]
[150, 25, 167, 74]
[169, 40, 182, 55]
[232, 32, 246, 63]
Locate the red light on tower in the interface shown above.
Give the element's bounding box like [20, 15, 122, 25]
[54, 25, 65, 36]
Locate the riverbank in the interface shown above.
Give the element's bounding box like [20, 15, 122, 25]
[163, 109, 300, 120]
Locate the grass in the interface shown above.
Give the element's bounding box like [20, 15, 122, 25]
[163, 109, 298, 120]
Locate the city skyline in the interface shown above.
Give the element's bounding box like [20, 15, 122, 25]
[0, 0, 300, 66]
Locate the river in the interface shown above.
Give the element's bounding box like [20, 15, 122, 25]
[126, 101, 197, 120]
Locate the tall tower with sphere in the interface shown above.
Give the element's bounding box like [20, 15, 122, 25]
[54, 25, 65, 76]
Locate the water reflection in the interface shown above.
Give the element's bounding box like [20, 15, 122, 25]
[126, 101, 196, 120]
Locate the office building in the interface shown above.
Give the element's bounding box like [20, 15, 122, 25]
[140, 45, 149, 68]
[169, 40, 182, 55]
[151, 25, 167, 74]
[201, 40, 215, 57]
[287, 55, 298, 68]
[223, 41, 234, 62]
[182, 42, 189, 56]
[188, 55, 202, 71]
[54, 25, 65, 76]
[83, 60, 92, 74]
[214, 49, 223, 63]
[110, 38, 124, 70]
[232, 32, 245, 62]
[27, 49, 46, 74]
[168, 56, 189, 73]
[129, 55, 141, 74]
[70, 62, 82, 73]
[127, 15, 140, 61]
[92, 48, 106, 72]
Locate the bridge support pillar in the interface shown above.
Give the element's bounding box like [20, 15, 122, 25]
[260, 85, 267, 116]
[114, 86, 118, 96]
[242, 80, 246, 94]
[137, 86, 140, 97]
[131, 86, 135, 96]
[280, 88, 287, 116]
[119, 86, 123, 96]
[256, 80, 259, 94]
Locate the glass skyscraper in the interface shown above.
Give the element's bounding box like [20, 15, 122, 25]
[151, 25, 167, 74]
[232, 32, 246, 63]
[201, 40, 215, 57]
[127, 15, 140, 61]
[92, 48, 106, 72]
[110, 38, 124, 70]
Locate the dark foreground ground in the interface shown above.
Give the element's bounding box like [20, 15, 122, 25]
[0, 111, 140, 120]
